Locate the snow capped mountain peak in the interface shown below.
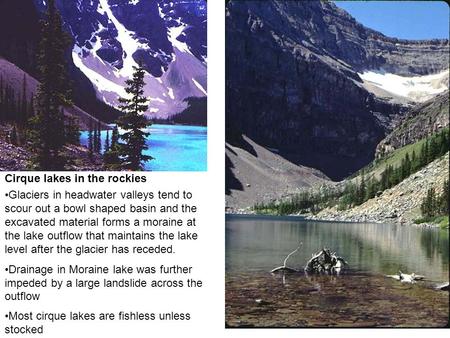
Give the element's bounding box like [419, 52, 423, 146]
[37, 0, 207, 118]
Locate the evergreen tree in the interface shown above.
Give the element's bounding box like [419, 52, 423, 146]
[93, 122, 98, 154]
[116, 64, 152, 170]
[385, 165, 395, 187]
[340, 182, 358, 209]
[357, 170, 366, 205]
[88, 120, 94, 161]
[103, 126, 121, 170]
[10, 125, 18, 145]
[28, 95, 35, 122]
[424, 139, 431, 163]
[95, 120, 102, 154]
[104, 129, 110, 153]
[400, 152, 411, 180]
[19, 74, 28, 126]
[438, 129, 449, 155]
[6, 88, 16, 122]
[65, 114, 80, 145]
[429, 137, 439, 161]
[0, 76, 4, 123]
[419, 141, 428, 167]
[111, 126, 119, 148]
[365, 176, 378, 200]
[421, 187, 437, 218]
[380, 166, 389, 190]
[28, 0, 73, 170]
[439, 180, 449, 215]
[411, 150, 419, 172]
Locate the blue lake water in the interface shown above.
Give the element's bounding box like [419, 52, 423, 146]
[80, 124, 207, 171]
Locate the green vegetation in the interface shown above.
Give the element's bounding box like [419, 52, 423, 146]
[1, 0, 82, 169]
[351, 135, 433, 181]
[254, 187, 341, 215]
[342, 128, 448, 209]
[104, 126, 122, 170]
[0, 74, 35, 146]
[0, 74, 34, 129]
[415, 215, 449, 229]
[104, 64, 153, 170]
[439, 216, 450, 229]
[169, 97, 207, 126]
[414, 180, 449, 228]
[254, 129, 449, 216]
[28, 0, 76, 170]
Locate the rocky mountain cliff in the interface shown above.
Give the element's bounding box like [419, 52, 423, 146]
[0, 0, 122, 122]
[314, 152, 449, 226]
[0, 0, 207, 121]
[376, 91, 449, 158]
[226, 0, 449, 180]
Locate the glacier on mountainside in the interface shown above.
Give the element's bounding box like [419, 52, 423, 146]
[359, 69, 449, 103]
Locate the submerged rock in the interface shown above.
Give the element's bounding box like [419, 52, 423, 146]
[226, 271, 449, 327]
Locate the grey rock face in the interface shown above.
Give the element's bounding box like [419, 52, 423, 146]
[226, 0, 449, 180]
[33, 0, 207, 77]
[313, 153, 449, 226]
[30, 0, 207, 118]
[376, 91, 449, 158]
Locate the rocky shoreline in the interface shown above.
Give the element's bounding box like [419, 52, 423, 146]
[0, 125, 103, 171]
[226, 210, 441, 228]
[311, 153, 449, 227]
[227, 153, 449, 228]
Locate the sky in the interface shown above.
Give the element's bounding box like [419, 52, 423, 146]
[334, 1, 449, 40]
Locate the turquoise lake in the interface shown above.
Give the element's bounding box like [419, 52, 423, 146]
[80, 124, 207, 171]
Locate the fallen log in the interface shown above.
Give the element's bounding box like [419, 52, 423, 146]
[385, 271, 426, 283]
[270, 243, 302, 274]
[435, 282, 449, 291]
[304, 248, 347, 274]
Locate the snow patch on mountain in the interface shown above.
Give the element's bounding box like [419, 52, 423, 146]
[157, 3, 166, 19]
[97, 0, 140, 77]
[192, 78, 207, 95]
[359, 69, 449, 103]
[167, 87, 175, 99]
[72, 45, 126, 98]
[69, 0, 206, 118]
[168, 24, 192, 56]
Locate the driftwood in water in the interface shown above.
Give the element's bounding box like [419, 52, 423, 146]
[270, 243, 302, 274]
[304, 248, 347, 274]
[385, 271, 425, 283]
[435, 282, 449, 291]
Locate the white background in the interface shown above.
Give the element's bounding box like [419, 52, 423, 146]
[0, 0, 448, 337]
